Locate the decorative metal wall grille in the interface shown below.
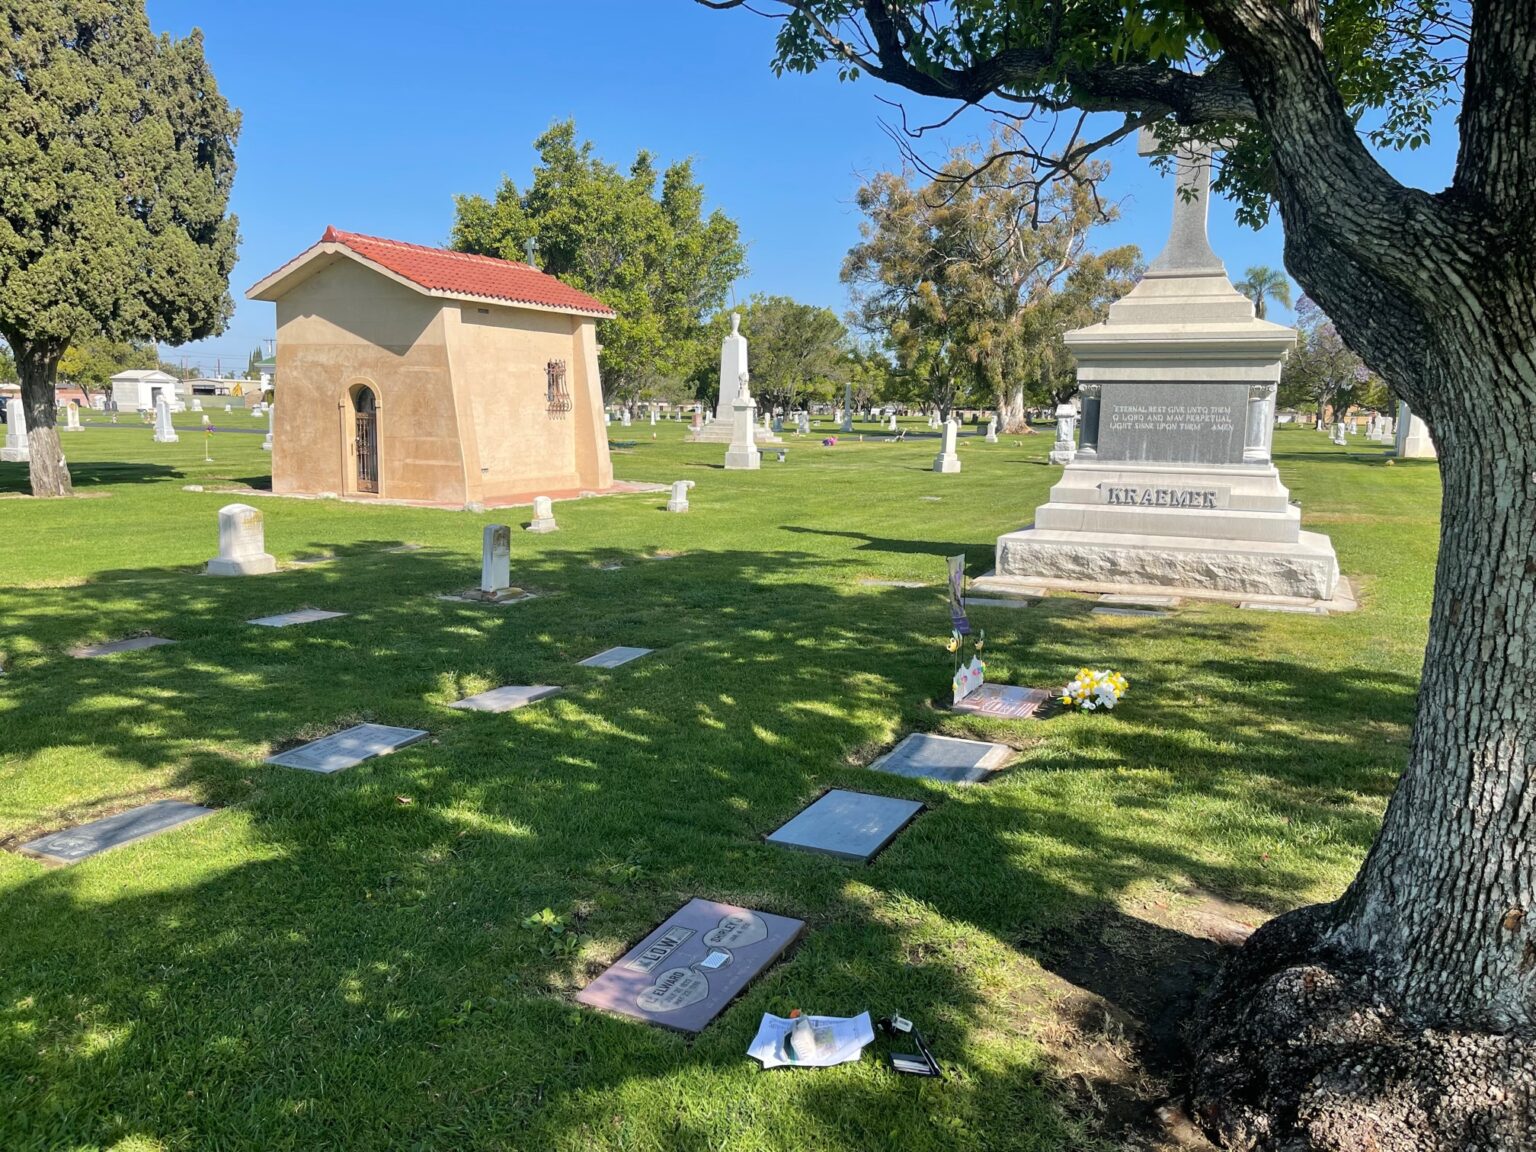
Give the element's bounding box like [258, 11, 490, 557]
[546, 359, 572, 414]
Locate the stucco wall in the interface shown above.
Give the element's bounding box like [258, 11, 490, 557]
[272, 258, 465, 502]
[444, 303, 612, 502]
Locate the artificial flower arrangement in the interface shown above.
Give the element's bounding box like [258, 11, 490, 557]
[948, 628, 986, 704]
[1060, 668, 1128, 712]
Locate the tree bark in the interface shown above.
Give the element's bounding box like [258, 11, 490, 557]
[15, 343, 72, 498]
[1000, 384, 1029, 433]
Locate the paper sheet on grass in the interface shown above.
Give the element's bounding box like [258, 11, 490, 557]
[747, 1012, 875, 1069]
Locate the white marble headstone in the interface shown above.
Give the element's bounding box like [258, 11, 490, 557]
[2, 399, 29, 461]
[527, 496, 558, 533]
[482, 524, 512, 594]
[153, 395, 179, 443]
[207, 503, 277, 576]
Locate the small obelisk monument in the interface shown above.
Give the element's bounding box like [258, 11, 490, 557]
[690, 314, 779, 444]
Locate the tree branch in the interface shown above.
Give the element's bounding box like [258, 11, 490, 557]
[1453, 0, 1536, 217]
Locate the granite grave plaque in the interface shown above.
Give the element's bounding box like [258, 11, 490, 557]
[575, 898, 804, 1032]
[249, 609, 348, 628]
[1092, 606, 1169, 618]
[765, 789, 924, 862]
[20, 800, 214, 864]
[1096, 382, 1248, 466]
[951, 684, 1050, 720]
[1239, 601, 1329, 616]
[870, 732, 1012, 783]
[266, 723, 428, 773]
[577, 647, 653, 669]
[70, 635, 176, 658]
[447, 685, 561, 712]
[1099, 594, 1182, 607]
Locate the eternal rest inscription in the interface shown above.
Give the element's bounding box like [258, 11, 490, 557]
[1096, 382, 1248, 465]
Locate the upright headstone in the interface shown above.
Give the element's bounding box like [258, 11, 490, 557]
[605, 412, 612, 427]
[621, 409, 631, 428]
[1331, 423, 1347, 446]
[1049, 403, 1078, 464]
[527, 495, 558, 533]
[724, 372, 761, 471]
[224, 403, 232, 413]
[153, 395, 178, 443]
[888, 414, 898, 433]
[667, 479, 693, 512]
[1394, 400, 1437, 459]
[64, 403, 82, 432]
[191, 398, 203, 412]
[2, 400, 29, 462]
[650, 409, 658, 426]
[841, 381, 855, 434]
[985, 416, 998, 443]
[206, 503, 278, 576]
[481, 524, 512, 597]
[933, 418, 961, 473]
[201, 413, 211, 427]
[796, 411, 810, 436]
[262, 404, 274, 452]
[976, 128, 1339, 604]
[691, 409, 702, 432]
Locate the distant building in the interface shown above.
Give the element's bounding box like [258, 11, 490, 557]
[247, 226, 614, 505]
[110, 369, 183, 411]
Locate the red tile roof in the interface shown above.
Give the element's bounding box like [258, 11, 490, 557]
[315, 226, 615, 316]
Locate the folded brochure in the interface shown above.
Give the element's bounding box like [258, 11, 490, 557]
[748, 1011, 875, 1069]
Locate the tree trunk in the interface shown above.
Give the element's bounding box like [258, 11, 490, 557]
[16, 344, 72, 498]
[1000, 383, 1029, 433]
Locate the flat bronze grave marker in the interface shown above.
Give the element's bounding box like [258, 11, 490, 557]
[70, 636, 175, 658]
[266, 723, 428, 773]
[447, 685, 561, 713]
[249, 608, 348, 628]
[20, 800, 214, 864]
[766, 789, 924, 862]
[577, 647, 653, 669]
[952, 684, 1050, 720]
[870, 732, 1012, 784]
[576, 898, 804, 1033]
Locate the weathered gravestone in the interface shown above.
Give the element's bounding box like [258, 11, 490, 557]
[153, 395, 179, 443]
[71, 635, 176, 658]
[20, 800, 215, 864]
[578, 646, 653, 669]
[575, 898, 805, 1032]
[266, 723, 428, 773]
[870, 732, 1013, 783]
[766, 789, 924, 862]
[724, 373, 761, 471]
[2, 400, 29, 462]
[206, 503, 278, 576]
[262, 404, 274, 452]
[527, 496, 558, 533]
[1394, 400, 1437, 459]
[1050, 403, 1078, 464]
[985, 417, 998, 443]
[447, 685, 561, 712]
[932, 419, 961, 474]
[63, 403, 82, 432]
[474, 524, 518, 600]
[666, 480, 693, 512]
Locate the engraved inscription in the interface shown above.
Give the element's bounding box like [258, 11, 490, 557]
[1095, 382, 1249, 465]
[1105, 403, 1236, 438]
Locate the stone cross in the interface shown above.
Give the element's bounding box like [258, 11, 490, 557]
[481, 525, 512, 595]
[667, 479, 693, 512]
[153, 395, 179, 443]
[527, 495, 558, 533]
[2, 398, 29, 462]
[1137, 128, 1226, 277]
[206, 503, 277, 576]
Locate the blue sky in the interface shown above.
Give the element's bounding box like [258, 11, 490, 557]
[145, 0, 1461, 373]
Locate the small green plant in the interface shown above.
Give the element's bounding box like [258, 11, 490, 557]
[522, 907, 583, 958]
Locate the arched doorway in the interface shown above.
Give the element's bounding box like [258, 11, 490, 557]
[352, 385, 379, 493]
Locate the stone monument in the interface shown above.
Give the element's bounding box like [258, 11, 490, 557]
[527, 495, 558, 532]
[262, 404, 274, 451]
[887, 414, 898, 433]
[2, 400, 29, 462]
[985, 417, 998, 443]
[724, 372, 761, 471]
[932, 418, 961, 473]
[153, 395, 178, 443]
[206, 504, 278, 576]
[64, 403, 82, 432]
[1394, 400, 1437, 459]
[841, 382, 854, 433]
[691, 314, 779, 444]
[1049, 403, 1078, 463]
[1331, 422, 1347, 446]
[476, 524, 518, 601]
[667, 479, 693, 512]
[974, 130, 1340, 604]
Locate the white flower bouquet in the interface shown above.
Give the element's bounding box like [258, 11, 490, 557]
[1060, 668, 1128, 712]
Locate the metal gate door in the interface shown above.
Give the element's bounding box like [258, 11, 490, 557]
[354, 389, 379, 493]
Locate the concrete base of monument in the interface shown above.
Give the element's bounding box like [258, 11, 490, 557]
[688, 423, 782, 444]
[978, 527, 1352, 609]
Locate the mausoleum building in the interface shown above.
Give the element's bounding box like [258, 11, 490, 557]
[248, 227, 614, 506]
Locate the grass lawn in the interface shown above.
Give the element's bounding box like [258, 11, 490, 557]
[0, 416, 1441, 1151]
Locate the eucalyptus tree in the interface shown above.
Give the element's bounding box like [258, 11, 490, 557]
[701, 1, 1535, 1146]
[0, 2, 240, 496]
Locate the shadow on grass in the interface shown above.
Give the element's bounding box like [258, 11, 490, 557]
[0, 540, 1413, 1149]
[0, 460, 182, 494]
